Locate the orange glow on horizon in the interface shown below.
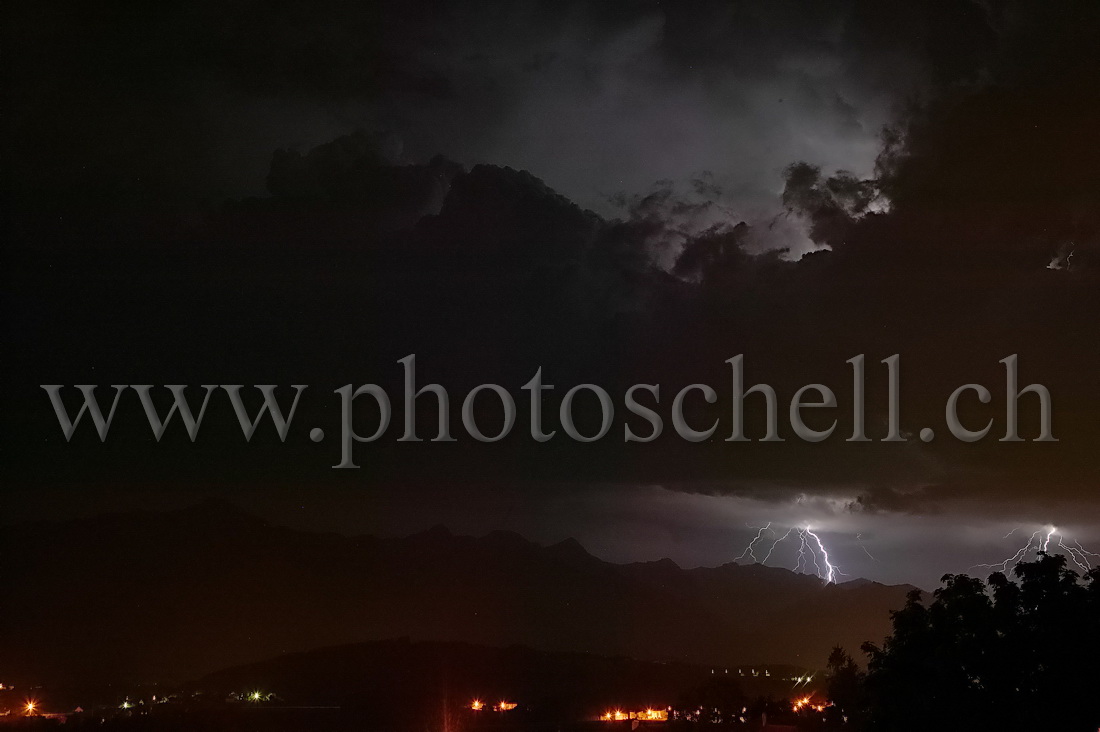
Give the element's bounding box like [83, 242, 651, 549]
[793, 695, 827, 713]
[602, 708, 665, 722]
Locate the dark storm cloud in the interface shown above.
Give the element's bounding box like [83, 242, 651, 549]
[6, 0, 941, 214]
[366, 0, 936, 226]
[5, 0, 1100, 584]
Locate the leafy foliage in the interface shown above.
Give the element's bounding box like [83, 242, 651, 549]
[837, 555, 1100, 730]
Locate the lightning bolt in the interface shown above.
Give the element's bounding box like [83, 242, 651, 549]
[794, 529, 810, 573]
[1057, 537, 1100, 572]
[972, 529, 1045, 573]
[735, 523, 849, 584]
[973, 525, 1099, 574]
[856, 533, 879, 562]
[803, 527, 843, 584]
[762, 527, 796, 564]
[735, 522, 774, 562]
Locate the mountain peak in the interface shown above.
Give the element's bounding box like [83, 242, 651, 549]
[6, 505, 913, 684]
[480, 528, 535, 549]
[547, 536, 592, 559]
[419, 523, 454, 539]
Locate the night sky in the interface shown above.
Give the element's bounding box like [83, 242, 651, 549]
[4, 0, 1100, 590]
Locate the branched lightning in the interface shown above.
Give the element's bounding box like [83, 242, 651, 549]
[803, 527, 843, 584]
[972, 529, 1045, 573]
[1058, 537, 1100, 572]
[794, 529, 812, 574]
[735, 523, 846, 584]
[762, 527, 796, 564]
[973, 525, 1100, 574]
[736, 522, 774, 562]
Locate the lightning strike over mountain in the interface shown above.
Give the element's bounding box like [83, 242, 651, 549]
[736, 524, 845, 584]
[972, 525, 1100, 574]
[803, 527, 843, 584]
[762, 527, 797, 564]
[735, 522, 774, 562]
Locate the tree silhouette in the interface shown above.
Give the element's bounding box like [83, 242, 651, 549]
[842, 555, 1100, 731]
[824, 646, 865, 729]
